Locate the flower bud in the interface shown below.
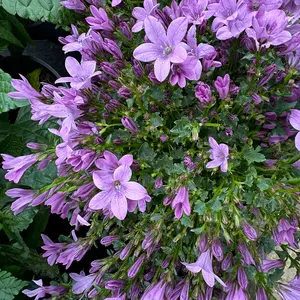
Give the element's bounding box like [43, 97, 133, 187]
[101, 62, 120, 78]
[214, 74, 230, 100]
[100, 235, 118, 246]
[251, 93, 262, 105]
[118, 87, 132, 98]
[195, 82, 212, 104]
[221, 253, 233, 271]
[102, 38, 123, 59]
[120, 243, 132, 260]
[199, 234, 208, 253]
[132, 59, 144, 78]
[27, 142, 47, 150]
[120, 21, 132, 40]
[238, 267, 248, 289]
[160, 135, 168, 142]
[212, 240, 224, 261]
[105, 280, 124, 290]
[242, 221, 258, 241]
[155, 177, 163, 189]
[121, 116, 138, 132]
[128, 255, 145, 278]
[256, 288, 268, 300]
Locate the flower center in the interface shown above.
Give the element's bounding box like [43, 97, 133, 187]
[164, 46, 172, 55]
[114, 180, 121, 190]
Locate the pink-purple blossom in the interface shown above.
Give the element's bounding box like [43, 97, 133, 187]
[171, 185, 191, 219]
[133, 16, 188, 82]
[289, 109, 300, 151]
[206, 137, 229, 172]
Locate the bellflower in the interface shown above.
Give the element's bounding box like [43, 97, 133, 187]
[289, 109, 300, 151]
[261, 259, 284, 273]
[141, 280, 166, 300]
[70, 272, 97, 294]
[206, 137, 229, 172]
[273, 218, 298, 248]
[171, 186, 191, 219]
[60, 0, 85, 11]
[86, 6, 114, 31]
[278, 276, 300, 300]
[214, 74, 230, 100]
[23, 279, 67, 299]
[1, 154, 38, 183]
[6, 188, 35, 215]
[256, 288, 268, 300]
[89, 165, 148, 220]
[55, 57, 101, 90]
[133, 16, 188, 82]
[246, 7, 292, 49]
[181, 0, 210, 25]
[195, 82, 212, 104]
[242, 221, 258, 241]
[41, 234, 66, 266]
[182, 249, 226, 287]
[132, 0, 159, 32]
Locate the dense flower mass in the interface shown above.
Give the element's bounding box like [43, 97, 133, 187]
[2, 0, 300, 299]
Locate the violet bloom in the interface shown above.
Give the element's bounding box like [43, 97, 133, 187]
[133, 16, 188, 82]
[208, 0, 253, 40]
[273, 218, 298, 248]
[225, 284, 248, 300]
[261, 259, 284, 273]
[195, 82, 212, 104]
[141, 280, 166, 300]
[56, 57, 101, 90]
[214, 74, 230, 100]
[132, 0, 159, 32]
[70, 272, 97, 294]
[6, 188, 35, 215]
[182, 249, 226, 287]
[95, 150, 133, 178]
[1, 154, 38, 183]
[41, 234, 66, 265]
[278, 276, 300, 300]
[181, 0, 209, 25]
[256, 288, 268, 300]
[9, 74, 42, 100]
[60, 0, 85, 11]
[89, 165, 148, 220]
[23, 279, 67, 299]
[238, 242, 256, 266]
[246, 6, 292, 49]
[289, 109, 300, 151]
[86, 6, 114, 31]
[171, 186, 191, 219]
[206, 137, 229, 172]
[67, 149, 96, 172]
[242, 221, 258, 241]
[128, 255, 145, 278]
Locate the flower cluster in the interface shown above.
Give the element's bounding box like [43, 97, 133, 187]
[2, 0, 300, 299]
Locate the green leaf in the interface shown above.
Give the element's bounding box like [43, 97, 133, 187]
[244, 147, 266, 164]
[19, 162, 57, 190]
[150, 88, 164, 101]
[149, 112, 163, 127]
[194, 201, 206, 215]
[26, 68, 42, 90]
[0, 21, 23, 47]
[180, 215, 193, 227]
[0, 69, 28, 113]
[170, 117, 193, 143]
[256, 178, 272, 191]
[0, 269, 27, 300]
[138, 142, 156, 162]
[1, 0, 76, 26]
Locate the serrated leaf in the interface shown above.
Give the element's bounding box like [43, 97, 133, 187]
[138, 142, 156, 162]
[0, 269, 27, 300]
[149, 112, 163, 127]
[244, 147, 266, 164]
[180, 215, 193, 227]
[0, 69, 28, 113]
[194, 201, 206, 215]
[256, 178, 272, 191]
[1, 0, 76, 26]
[170, 117, 193, 143]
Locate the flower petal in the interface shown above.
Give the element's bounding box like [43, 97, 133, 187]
[111, 192, 128, 220]
[133, 43, 161, 62]
[119, 154, 133, 166]
[65, 56, 82, 77]
[93, 171, 113, 190]
[182, 261, 202, 273]
[295, 132, 300, 152]
[206, 159, 223, 169]
[144, 16, 167, 46]
[168, 45, 187, 63]
[290, 109, 300, 131]
[154, 57, 170, 82]
[123, 182, 147, 200]
[89, 190, 113, 210]
[114, 165, 132, 182]
[167, 17, 188, 46]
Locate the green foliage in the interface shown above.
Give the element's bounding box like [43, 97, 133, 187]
[243, 146, 266, 164]
[138, 142, 156, 162]
[170, 117, 193, 143]
[0, 69, 28, 113]
[1, 0, 76, 26]
[0, 269, 27, 300]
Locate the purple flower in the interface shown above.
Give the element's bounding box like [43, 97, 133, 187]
[102, 39, 123, 59]
[256, 288, 268, 300]
[261, 259, 284, 273]
[208, 0, 253, 40]
[128, 255, 145, 278]
[171, 186, 191, 219]
[225, 284, 248, 300]
[238, 242, 256, 266]
[41, 234, 66, 265]
[133, 16, 188, 82]
[121, 116, 138, 132]
[45, 192, 67, 215]
[1, 154, 38, 183]
[118, 87, 132, 99]
[89, 165, 148, 220]
[86, 6, 114, 31]
[120, 243, 132, 260]
[95, 150, 133, 178]
[105, 280, 124, 291]
[289, 109, 300, 151]
[6, 188, 35, 215]
[212, 240, 224, 261]
[181, 0, 209, 25]
[112, 0, 122, 6]
[23, 279, 67, 299]
[242, 221, 258, 241]
[60, 0, 85, 11]
[155, 177, 163, 189]
[100, 235, 118, 246]
[214, 74, 230, 100]
[182, 249, 226, 287]
[70, 272, 97, 294]
[55, 57, 101, 90]
[273, 218, 298, 248]
[206, 137, 229, 172]
[251, 93, 262, 105]
[141, 280, 166, 300]
[238, 267, 248, 289]
[278, 276, 300, 300]
[132, 0, 159, 32]
[195, 82, 212, 104]
[120, 22, 132, 40]
[9, 74, 42, 100]
[246, 7, 292, 49]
